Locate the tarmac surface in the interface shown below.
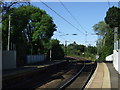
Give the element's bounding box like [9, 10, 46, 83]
[106, 62, 120, 89]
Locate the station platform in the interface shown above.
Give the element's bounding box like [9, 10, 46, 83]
[3, 60, 66, 79]
[85, 62, 120, 89]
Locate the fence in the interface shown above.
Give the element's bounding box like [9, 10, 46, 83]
[113, 39, 120, 74]
[26, 55, 46, 64]
[113, 49, 120, 74]
[2, 51, 16, 70]
[105, 54, 113, 61]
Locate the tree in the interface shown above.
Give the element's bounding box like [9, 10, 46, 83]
[2, 4, 56, 66]
[66, 42, 96, 60]
[67, 42, 79, 56]
[2, 2, 30, 22]
[47, 39, 64, 60]
[68, 42, 83, 55]
[105, 6, 120, 39]
[105, 6, 120, 28]
[2, 2, 30, 50]
[93, 21, 114, 60]
[93, 21, 110, 38]
[78, 44, 85, 53]
[87, 45, 97, 54]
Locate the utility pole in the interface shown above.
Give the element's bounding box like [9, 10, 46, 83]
[7, 15, 11, 51]
[114, 27, 118, 50]
[50, 40, 52, 61]
[96, 33, 100, 60]
[96, 41, 99, 60]
[50, 49, 52, 61]
[85, 31, 88, 57]
[65, 41, 67, 56]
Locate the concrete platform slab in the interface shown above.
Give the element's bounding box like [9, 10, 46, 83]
[85, 62, 111, 89]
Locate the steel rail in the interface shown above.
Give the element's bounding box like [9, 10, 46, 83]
[59, 62, 96, 90]
[59, 62, 86, 90]
[80, 62, 96, 90]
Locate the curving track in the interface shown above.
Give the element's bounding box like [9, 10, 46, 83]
[35, 61, 85, 89]
[58, 61, 96, 90]
[36, 61, 96, 89]
[3, 57, 96, 89]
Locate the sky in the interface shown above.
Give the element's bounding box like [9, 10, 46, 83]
[31, 2, 118, 46]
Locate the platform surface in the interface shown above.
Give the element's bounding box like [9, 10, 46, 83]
[85, 62, 111, 89]
[2, 60, 66, 78]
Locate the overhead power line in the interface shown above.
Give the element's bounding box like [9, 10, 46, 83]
[40, 0, 85, 34]
[58, 0, 87, 34]
[58, 0, 92, 45]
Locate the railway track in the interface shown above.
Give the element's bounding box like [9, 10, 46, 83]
[35, 61, 84, 89]
[3, 61, 69, 88]
[58, 61, 96, 90]
[36, 61, 96, 89]
[3, 59, 96, 89]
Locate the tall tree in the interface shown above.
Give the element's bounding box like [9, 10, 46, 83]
[93, 21, 113, 60]
[47, 39, 64, 60]
[2, 2, 30, 22]
[105, 6, 120, 39]
[105, 6, 120, 28]
[2, 4, 56, 66]
[93, 21, 110, 38]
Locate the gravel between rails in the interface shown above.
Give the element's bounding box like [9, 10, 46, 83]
[35, 62, 84, 89]
[66, 64, 94, 89]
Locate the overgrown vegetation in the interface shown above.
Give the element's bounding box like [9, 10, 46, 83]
[3, 3, 119, 65]
[93, 6, 120, 61]
[66, 42, 97, 60]
[2, 2, 64, 66]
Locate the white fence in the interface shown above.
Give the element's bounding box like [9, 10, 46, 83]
[105, 50, 120, 74]
[113, 50, 120, 74]
[26, 55, 46, 64]
[105, 54, 113, 61]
